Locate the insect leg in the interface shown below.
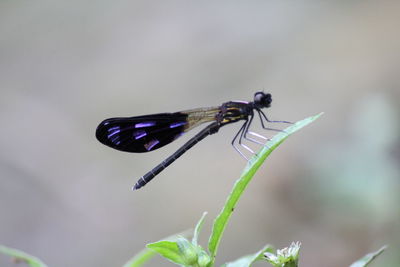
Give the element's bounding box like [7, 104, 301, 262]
[235, 117, 255, 154]
[258, 109, 292, 124]
[240, 113, 268, 145]
[257, 110, 286, 132]
[231, 120, 250, 160]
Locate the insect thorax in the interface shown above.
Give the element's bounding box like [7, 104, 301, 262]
[220, 101, 252, 125]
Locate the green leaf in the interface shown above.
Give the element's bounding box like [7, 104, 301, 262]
[192, 212, 207, 246]
[208, 113, 322, 265]
[349, 246, 387, 267]
[0, 245, 49, 267]
[222, 245, 273, 267]
[122, 247, 157, 267]
[147, 240, 186, 265]
[123, 230, 192, 267]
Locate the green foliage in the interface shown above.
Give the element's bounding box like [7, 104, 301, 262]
[146, 213, 211, 267]
[0, 113, 388, 267]
[123, 231, 192, 267]
[0, 245, 49, 267]
[221, 245, 274, 267]
[349, 246, 387, 267]
[208, 113, 322, 264]
[140, 114, 324, 267]
[147, 240, 187, 265]
[146, 236, 205, 267]
[193, 212, 207, 246]
[122, 247, 157, 267]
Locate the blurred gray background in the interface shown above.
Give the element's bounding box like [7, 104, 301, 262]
[1, 1, 399, 266]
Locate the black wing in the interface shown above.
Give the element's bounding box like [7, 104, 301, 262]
[95, 112, 189, 153]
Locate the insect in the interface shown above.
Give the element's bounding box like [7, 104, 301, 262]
[96, 92, 290, 190]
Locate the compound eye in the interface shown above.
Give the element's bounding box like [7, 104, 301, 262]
[254, 91, 265, 103]
[254, 91, 271, 108]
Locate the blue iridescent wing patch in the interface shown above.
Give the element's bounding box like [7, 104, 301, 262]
[96, 113, 189, 153]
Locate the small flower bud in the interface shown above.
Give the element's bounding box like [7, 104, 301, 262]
[177, 237, 198, 265]
[197, 250, 211, 267]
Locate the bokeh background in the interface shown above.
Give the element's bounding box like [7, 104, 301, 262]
[1, 1, 399, 266]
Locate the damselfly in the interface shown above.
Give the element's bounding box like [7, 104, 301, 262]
[96, 92, 290, 190]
